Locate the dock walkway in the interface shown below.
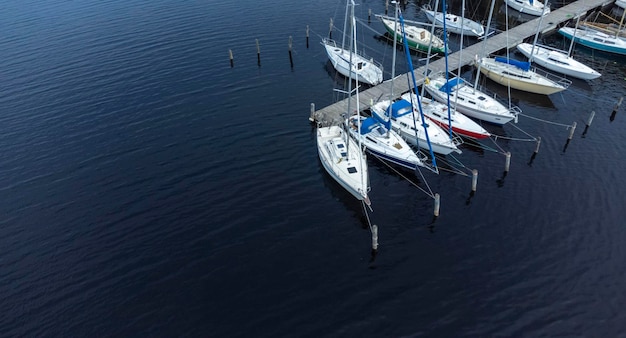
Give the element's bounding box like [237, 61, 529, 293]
[311, 0, 612, 126]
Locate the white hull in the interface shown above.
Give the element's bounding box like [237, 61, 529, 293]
[477, 57, 569, 95]
[322, 38, 383, 85]
[401, 93, 490, 139]
[424, 75, 518, 125]
[421, 8, 485, 37]
[516, 43, 601, 80]
[371, 99, 462, 155]
[616, 0, 626, 9]
[504, 0, 550, 16]
[317, 126, 370, 204]
[346, 115, 424, 170]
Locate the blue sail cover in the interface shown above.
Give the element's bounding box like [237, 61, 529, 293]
[495, 56, 530, 71]
[438, 78, 464, 93]
[359, 117, 379, 135]
[390, 100, 413, 118]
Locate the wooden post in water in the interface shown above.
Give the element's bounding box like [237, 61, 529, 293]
[256, 39, 261, 66]
[288, 36, 293, 68]
[228, 49, 234, 67]
[471, 169, 478, 192]
[504, 152, 511, 173]
[614, 97, 623, 112]
[534, 137, 541, 154]
[309, 103, 316, 122]
[306, 25, 310, 48]
[568, 122, 577, 140]
[329, 18, 333, 39]
[434, 193, 440, 217]
[368, 9, 372, 23]
[371, 224, 378, 251]
[587, 111, 595, 127]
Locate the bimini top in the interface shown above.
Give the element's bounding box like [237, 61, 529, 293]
[389, 99, 413, 118]
[359, 117, 379, 135]
[438, 78, 464, 93]
[494, 56, 531, 71]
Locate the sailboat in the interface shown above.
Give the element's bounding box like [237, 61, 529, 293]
[407, 0, 490, 140]
[371, 4, 461, 156]
[475, 1, 570, 95]
[516, 15, 601, 80]
[504, 0, 550, 16]
[322, 0, 383, 85]
[558, 25, 626, 55]
[345, 7, 426, 171]
[317, 0, 370, 205]
[378, 16, 447, 54]
[421, 4, 485, 37]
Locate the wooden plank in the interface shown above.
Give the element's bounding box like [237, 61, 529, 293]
[311, 0, 610, 126]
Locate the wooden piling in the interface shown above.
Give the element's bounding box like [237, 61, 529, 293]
[329, 18, 333, 39]
[306, 25, 310, 48]
[288, 36, 293, 68]
[587, 111, 595, 127]
[614, 96, 623, 112]
[504, 152, 511, 172]
[309, 103, 316, 122]
[256, 39, 261, 66]
[228, 49, 234, 67]
[471, 169, 478, 192]
[434, 193, 440, 217]
[534, 136, 541, 154]
[568, 122, 577, 140]
[371, 224, 379, 251]
[368, 9, 372, 23]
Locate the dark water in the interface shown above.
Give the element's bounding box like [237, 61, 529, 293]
[1, 0, 625, 336]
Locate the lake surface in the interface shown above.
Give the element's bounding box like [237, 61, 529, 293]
[1, 0, 625, 336]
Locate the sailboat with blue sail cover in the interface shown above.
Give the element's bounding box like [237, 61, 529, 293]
[371, 3, 461, 156]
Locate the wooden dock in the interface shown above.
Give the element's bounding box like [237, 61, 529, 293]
[310, 0, 613, 126]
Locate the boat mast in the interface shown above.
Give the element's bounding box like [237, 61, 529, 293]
[567, 14, 581, 57]
[350, 0, 367, 198]
[441, 0, 453, 139]
[473, 0, 496, 93]
[529, 3, 548, 63]
[341, 0, 349, 49]
[421, 0, 441, 98]
[387, 0, 400, 138]
[345, 0, 355, 156]
[399, 11, 438, 170]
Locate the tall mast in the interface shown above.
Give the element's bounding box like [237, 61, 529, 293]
[473, 0, 496, 93]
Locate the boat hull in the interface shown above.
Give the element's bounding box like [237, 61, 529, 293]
[516, 43, 601, 80]
[477, 58, 567, 95]
[322, 39, 383, 85]
[504, 0, 550, 16]
[558, 27, 626, 56]
[317, 126, 370, 204]
[422, 9, 484, 37]
[380, 17, 446, 54]
[424, 78, 517, 125]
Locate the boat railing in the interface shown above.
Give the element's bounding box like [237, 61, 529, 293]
[322, 38, 384, 69]
[531, 66, 572, 89]
[475, 84, 523, 116]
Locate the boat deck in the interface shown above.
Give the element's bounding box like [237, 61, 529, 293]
[310, 0, 613, 126]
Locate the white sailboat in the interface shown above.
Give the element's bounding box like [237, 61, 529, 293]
[372, 3, 461, 156]
[504, 0, 550, 16]
[516, 14, 601, 80]
[421, 5, 485, 37]
[378, 16, 447, 54]
[317, 0, 370, 205]
[322, 0, 383, 85]
[516, 43, 601, 80]
[425, 0, 518, 125]
[346, 6, 426, 171]
[476, 2, 570, 95]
